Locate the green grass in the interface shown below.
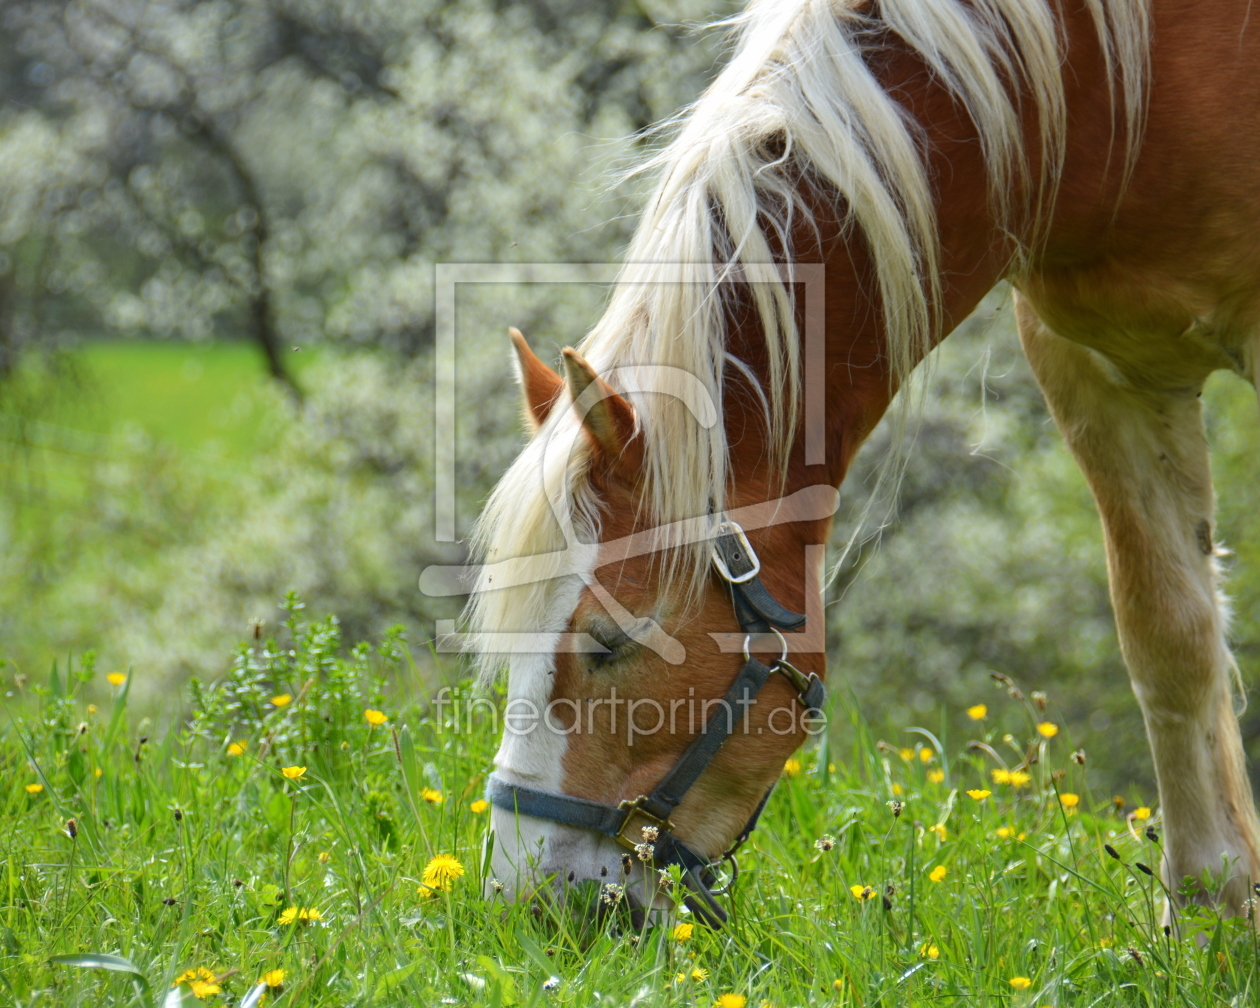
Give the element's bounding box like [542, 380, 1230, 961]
[5, 603, 1259, 1008]
[1, 341, 312, 508]
[0, 341, 314, 676]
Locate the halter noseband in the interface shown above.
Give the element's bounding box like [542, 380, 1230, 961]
[487, 521, 826, 929]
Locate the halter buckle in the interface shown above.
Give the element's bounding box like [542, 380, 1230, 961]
[614, 796, 673, 852]
[775, 660, 827, 714]
[711, 521, 761, 584]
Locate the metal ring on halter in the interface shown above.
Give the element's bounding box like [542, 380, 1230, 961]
[741, 627, 789, 665]
[707, 852, 740, 896]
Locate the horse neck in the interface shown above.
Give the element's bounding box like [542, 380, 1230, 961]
[719, 0, 1129, 511]
[721, 167, 1008, 523]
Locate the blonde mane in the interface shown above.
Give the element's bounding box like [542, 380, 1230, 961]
[467, 0, 1149, 676]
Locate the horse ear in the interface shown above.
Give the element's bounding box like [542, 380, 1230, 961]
[509, 328, 564, 433]
[561, 348, 641, 468]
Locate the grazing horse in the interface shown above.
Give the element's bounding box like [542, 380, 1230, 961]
[462, 0, 1260, 922]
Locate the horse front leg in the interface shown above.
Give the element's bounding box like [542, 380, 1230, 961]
[1015, 292, 1260, 921]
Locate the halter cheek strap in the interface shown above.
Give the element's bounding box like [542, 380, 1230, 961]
[487, 521, 826, 929]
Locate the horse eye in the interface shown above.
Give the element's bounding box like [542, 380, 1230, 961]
[587, 626, 633, 667]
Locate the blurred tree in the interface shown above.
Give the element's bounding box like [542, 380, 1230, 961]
[0, 0, 731, 383]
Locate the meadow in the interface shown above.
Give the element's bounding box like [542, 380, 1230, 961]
[6, 604, 1260, 1008]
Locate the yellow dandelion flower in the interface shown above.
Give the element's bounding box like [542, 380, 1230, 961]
[691, 968, 709, 982]
[173, 968, 221, 998]
[317, 851, 331, 863]
[470, 799, 489, 814]
[967, 789, 991, 801]
[891, 783, 904, 796]
[674, 922, 694, 941]
[93, 767, 103, 778]
[783, 758, 802, 778]
[25, 783, 43, 794]
[364, 709, 387, 725]
[270, 694, 292, 707]
[991, 769, 1012, 785]
[919, 943, 940, 959]
[920, 747, 934, 762]
[827, 763, 836, 772]
[86, 704, 97, 714]
[1009, 770, 1032, 787]
[927, 768, 945, 784]
[832, 979, 846, 991]
[1059, 793, 1080, 808]
[281, 766, 306, 780]
[1133, 806, 1151, 820]
[260, 968, 287, 987]
[420, 788, 443, 804]
[996, 826, 1013, 838]
[850, 884, 875, 900]
[106, 673, 127, 687]
[422, 854, 466, 891]
[966, 704, 987, 720]
[1036, 722, 1058, 738]
[278, 906, 322, 924]
[929, 823, 946, 841]
[227, 740, 247, 756]
[716, 995, 747, 1008]
[929, 865, 947, 882]
[1009, 977, 1032, 990]
[899, 748, 914, 761]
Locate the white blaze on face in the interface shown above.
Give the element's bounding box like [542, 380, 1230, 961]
[488, 570, 629, 898]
